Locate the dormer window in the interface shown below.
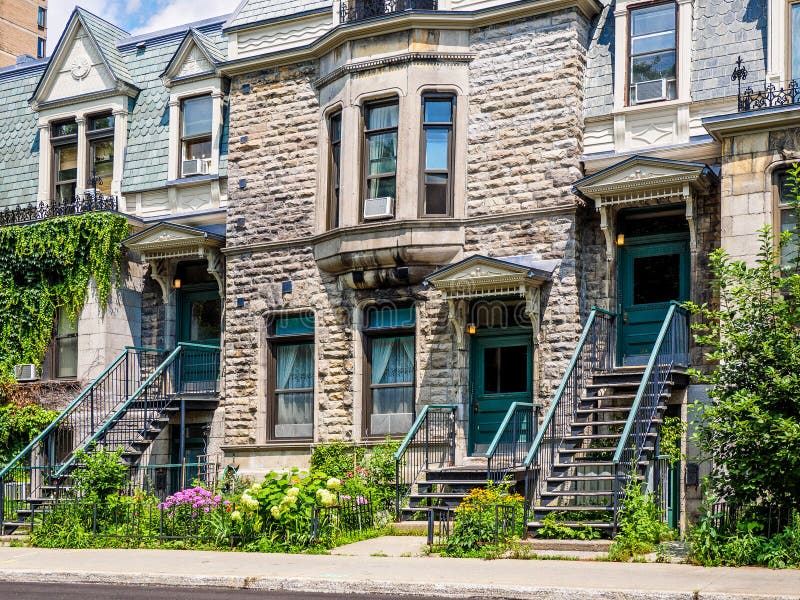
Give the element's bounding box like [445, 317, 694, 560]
[51, 120, 78, 202]
[87, 114, 114, 195]
[628, 3, 677, 104]
[181, 95, 213, 177]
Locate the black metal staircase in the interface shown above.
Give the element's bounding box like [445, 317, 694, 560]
[0, 343, 220, 534]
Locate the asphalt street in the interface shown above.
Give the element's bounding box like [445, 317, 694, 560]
[0, 582, 461, 600]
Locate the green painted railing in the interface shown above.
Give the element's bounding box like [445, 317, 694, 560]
[394, 404, 457, 519]
[485, 402, 540, 482]
[521, 308, 616, 518]
[612, 302, 688, 525]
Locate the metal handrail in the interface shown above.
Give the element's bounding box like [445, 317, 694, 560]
[612, 302, 689, 523]
[485, 402, 540, 482]
[520, 308, 616, 519]
[52, 345, 184, 479]
[394, 404, 457, 518]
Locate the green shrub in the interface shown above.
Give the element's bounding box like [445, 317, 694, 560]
[537, 512, 601, 540]
[71, 446, 128, 502]
[609, 481, 673, 561]
[0, 402, 57, 465]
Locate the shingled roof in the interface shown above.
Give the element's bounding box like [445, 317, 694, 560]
[225, 0, 332, 31]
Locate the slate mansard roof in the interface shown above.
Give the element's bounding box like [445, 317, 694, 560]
[0, 10, 231, 206]
[225, 0, 332, 31]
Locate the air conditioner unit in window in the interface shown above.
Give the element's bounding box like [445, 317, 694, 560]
[363, 196, 394, 220]
[13, 364, 39, 382]
[634, 79, 668, 104]
[182, 158, 210, 177]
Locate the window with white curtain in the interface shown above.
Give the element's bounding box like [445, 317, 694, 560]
[363, 306, 415, 436]
[268, 315, 315, 439]
[363, 99, 399, 203]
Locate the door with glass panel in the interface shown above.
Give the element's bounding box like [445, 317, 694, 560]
[618, 239, 689, 363]
[469, 333, 532, 454]
[177, 288, 221, 388]
[269, 315, 314, 440]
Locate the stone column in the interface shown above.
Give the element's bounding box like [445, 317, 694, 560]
[112, 108, 128, 201]
[37, 122, 51, 202]
[75, 116, 87, 195]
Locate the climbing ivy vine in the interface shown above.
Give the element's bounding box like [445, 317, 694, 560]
[0, 213, 129, 381]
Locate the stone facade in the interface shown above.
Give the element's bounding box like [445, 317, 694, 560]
[222, 10, 598, 472]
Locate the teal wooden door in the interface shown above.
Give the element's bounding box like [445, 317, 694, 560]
[618, 239, 690, 362]
[469, 333, 532, 454]
[177, 288, 221, 385]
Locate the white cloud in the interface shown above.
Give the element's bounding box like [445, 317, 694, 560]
[46, 1, 234, 54]
[131, 0, 233, 36]
[47, 2, 126, 52]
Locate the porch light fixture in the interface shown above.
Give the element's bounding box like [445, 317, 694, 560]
[616, 233, 625, 246]
[466, 323, 477, 335]
[173, 278, 181, 289]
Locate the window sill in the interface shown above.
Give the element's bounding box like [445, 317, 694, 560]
[612, 98, 691, 116]
[221, 441, 313, 452]
[166, 174, 220, 188]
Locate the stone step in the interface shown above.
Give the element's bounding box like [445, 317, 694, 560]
[541, 490, 612, 498]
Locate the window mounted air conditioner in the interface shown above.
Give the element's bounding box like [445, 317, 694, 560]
[634, 79, 668, 104]
[363, 196, 395, 220]
[14, 364, 39, 382]
[182, 158, 210, 177]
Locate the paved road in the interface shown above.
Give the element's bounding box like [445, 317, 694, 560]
[0, 582, 456, 600]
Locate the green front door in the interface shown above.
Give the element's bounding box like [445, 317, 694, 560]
[618, 238, 690, 363]
[469, 333, 532, 454]
[177, 287, 221, 386]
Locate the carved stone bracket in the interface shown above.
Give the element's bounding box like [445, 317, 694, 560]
[685, 187, 698, 252]
[600, 205, 616, 262]
[447, 298, 467, 351]
[149, 259, 176, 305]
[524, 286, 543, 344]
[203, 247, 225, 298]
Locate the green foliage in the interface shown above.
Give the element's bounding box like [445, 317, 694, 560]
[441, 480, 524, 557]
[686, 225, 800, 513]
[0, 213, 129, 380]
[689, 503, 800, 568]
[537, 512, 601, 540]
[0, 402, 57, 465]
[609, 481, 673, 561]
[310, 441, 365, 477]
[72, 446, 129, 502]
[659, 416, 686, 466]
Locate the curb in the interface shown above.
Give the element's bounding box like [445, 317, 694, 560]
[0, 569, 796, 600]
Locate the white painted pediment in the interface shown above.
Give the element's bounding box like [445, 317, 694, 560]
[124, 223, 224, 260]
[40, 24, 115, 103]
[432, 258, 528, 283]
[177, 46, 214, 78]
[425, 255, 553, 300]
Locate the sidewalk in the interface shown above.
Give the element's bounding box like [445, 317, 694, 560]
[0, 546, 798, 599]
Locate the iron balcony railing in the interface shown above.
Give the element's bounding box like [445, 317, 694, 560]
[732, 55, 800, 113]
[612, 302, 688, 528]
[521, 308, 616, 521]
[485, 402, 540, 483]
[393, 404, 457, 518]
[0, 193, 118, 227]
[340, 0, 437, 24]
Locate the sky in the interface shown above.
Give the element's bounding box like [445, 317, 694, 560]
[47, 1, 237, 49]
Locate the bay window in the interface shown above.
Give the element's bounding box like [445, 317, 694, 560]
[52, 120, 78, 202]
[268, 315, 315, 440]
[776, 168, 799, 266]
[327, 111, 342, 230]
[363, 306, 415, 436]
[629, 3, 677, 104]
[181, 95, 213, 177]
[363, 99, 399, 207]
[420, 95, 454, 216]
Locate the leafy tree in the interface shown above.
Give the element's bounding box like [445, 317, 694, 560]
[687, 165, 800, 513]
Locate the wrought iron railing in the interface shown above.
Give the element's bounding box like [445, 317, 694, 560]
[0, 193, 118, 227]
[612, 302, 688, 526]
[54, 343, 220, 480]
[310, 497, 376, 542]
[521, 308, 616, 520]
[340, 0, 437, 24]
[732, 55, 800, 113]
[0, 346, 168, 525]
[394, 404, 457, 518]
[485, 402, 540, 482]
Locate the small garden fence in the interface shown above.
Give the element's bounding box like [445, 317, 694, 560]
[425, 503, 520, 547]
[710, 500, 795, 538]
[310, 496, 376, 542]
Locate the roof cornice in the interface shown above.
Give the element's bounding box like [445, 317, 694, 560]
[219, 0, 601, 75]
[703, 105, 800, 141]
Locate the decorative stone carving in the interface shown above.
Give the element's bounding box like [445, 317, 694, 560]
[69, 56, 91, 80]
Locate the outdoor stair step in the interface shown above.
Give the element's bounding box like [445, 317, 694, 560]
[546, 475, 616, 482]
[534, 504, 613, 512]
[571, 419, 630, 427]
[541, 490, 613, 498]
[24, 497, 57, 504]
[558, 447, 617, 454]
[420, 479, 488, 486]
[410, 493, 469, 499]
[586, 382, 642, 390]
[575, 407, 634, 415]
[562, 433, 622, 440]
[528, 521, 613, 529]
